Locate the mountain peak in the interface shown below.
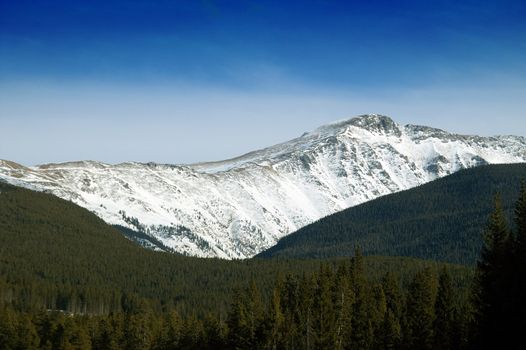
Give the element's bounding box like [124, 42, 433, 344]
[312, 114, 401, 138]
[348, 114, 401, 136]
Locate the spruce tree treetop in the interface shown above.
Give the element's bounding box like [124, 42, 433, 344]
[480, 194, 510, 265]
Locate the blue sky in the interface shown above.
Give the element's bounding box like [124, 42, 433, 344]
[1, 0, 525, 165]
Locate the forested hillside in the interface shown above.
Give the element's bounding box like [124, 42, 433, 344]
[0, 181, 467, 317]
[259, 164, 526, 264]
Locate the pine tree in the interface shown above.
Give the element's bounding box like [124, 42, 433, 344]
[124, 303, 154, 350]
[433, 268, 455, 350]
[0, 306, 16, 350]
[246, 280, 265, 347]
[515, 182, 526, 260]
[280, 274, 301, 349]
[371, 284, 388, 350]
[96, 318, 121, 350]
[471, 194, 512, 349]
[376, 309, 401, 350]
[382, 272, 403, 322]
[226, 289, 249, 349]
[333, 263, 354, 350]
[404, 268, 436, 350]
[514, 183, 526, 309]
[14, 313, 40, 350]
[65, 318, 91, 350]
[349, 247, 373, 350]
[160, 310, 183, 349]
[202, 312, 226, 350]
[180, 314, 205, 350]
[297, 274, 315, 350]
[510, 183, 526, 348]
[267, 286, 285, 350]
[52, 319, 74, 350]
[372, 284, 387, 326]
[382, 272, 404, 349]
[377, 272, 402, 350]
[33, 310, 59, 350]
[312, 265, 335, 349]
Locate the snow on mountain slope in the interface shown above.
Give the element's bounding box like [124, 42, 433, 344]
[1, 115, 525, 258]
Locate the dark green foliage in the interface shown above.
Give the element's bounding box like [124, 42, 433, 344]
[470, 189, 526, 350]
[515, 182, 526, 253]
[513, 183, 526, 346]
[225, 283, 266, 350]
[377, 309, 401, 350]
[333, 263, 353, 350]
[404, 268, 437, 350]
[259, 164, 526, 264]
[349, 248, 374, 349]
[311, 265, 336, 349]
[471, 195, 512, 348]
[377, 272, 402, 350]
[0, 260, 474, 350]
[267, 285, 285, 350]
[433, 268, 456, 350]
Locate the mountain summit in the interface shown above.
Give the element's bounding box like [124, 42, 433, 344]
[1, 115, 525, 258]
[335, 114, 402, 136]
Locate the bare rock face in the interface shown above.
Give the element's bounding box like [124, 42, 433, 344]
[2, 114, 525, 258]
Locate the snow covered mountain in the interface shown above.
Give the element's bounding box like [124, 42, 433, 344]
[1, 114, 525, 258]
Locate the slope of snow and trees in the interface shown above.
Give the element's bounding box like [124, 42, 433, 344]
[258, 163, 526, 264]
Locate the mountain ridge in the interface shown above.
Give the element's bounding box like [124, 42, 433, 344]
[1, 114, 525, 258]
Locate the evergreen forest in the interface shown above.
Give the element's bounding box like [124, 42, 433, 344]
[1, 164, 525, 349]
